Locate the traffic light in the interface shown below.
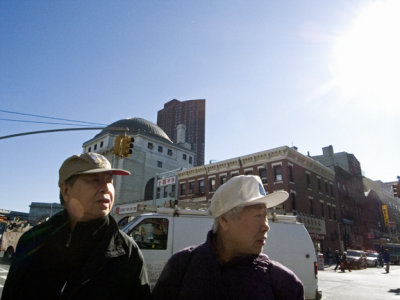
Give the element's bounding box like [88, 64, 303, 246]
[121, 136, 134, 157]
[113, 136, 123, 156]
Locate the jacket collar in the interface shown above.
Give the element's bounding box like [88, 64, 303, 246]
[48, 210, 126, 258]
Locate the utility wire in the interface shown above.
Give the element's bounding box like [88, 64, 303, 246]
[0, 118, 95, 127]
[0, 127, 129, 140]
[0, 109, 107, 126]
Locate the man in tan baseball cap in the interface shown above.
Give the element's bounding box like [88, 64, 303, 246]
[3, 152, 151, 300]
[153, 175, 304, 299]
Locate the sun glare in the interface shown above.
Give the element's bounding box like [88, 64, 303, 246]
[332, 0, 400, 113]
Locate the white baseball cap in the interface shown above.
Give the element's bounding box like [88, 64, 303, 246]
[208, 175, 289, 218]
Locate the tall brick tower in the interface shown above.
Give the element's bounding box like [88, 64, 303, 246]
[157, 99, 205, 166]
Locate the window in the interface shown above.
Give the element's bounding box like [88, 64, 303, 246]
[88, 147, 92, 152]
[291, 192, 296, 211]
[273, 165, 282, 182]
[171, 184, 176, 196]
[94, 144, 97, 151]
[189, 156, 193, 164]
[320, 202, 325, 217]
[259, 168, 267, 184]
[100, 141, 104, 148]
[330, 183, 334, 197]
[158, 146, 163, 153]
[157, 161, 163, 168]
[231, 172, 239, 178]
[189, 181, 195, 194]
[209, 177, 216, 192]
[183, 154, 187, 160]
[288, 165, 294, 182]
[199, 179, 205, 194]
[156, 187, 160, 199]
[167, 149, 173, 156]
[328, 205, 332, 219]
[127, 218, 169, 250]
[325, 181, 329, 194]
[317, 178, 322, 191]
[180, 183, 186, 195]
[163, 186, 168, 198]
[309, 198, 314, 215]
[306, 172, 311, 188]
[148, 142, 153, 150]
[219, 174, 227, 185]
[245, 169, 253, 175]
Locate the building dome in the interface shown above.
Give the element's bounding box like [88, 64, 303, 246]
[96, 117, 172, 143]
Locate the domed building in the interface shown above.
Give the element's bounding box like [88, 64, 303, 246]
[82, 117, 195, 222]
[94, 117, 173, 143]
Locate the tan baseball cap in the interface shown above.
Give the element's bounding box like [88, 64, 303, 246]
[208, 175, 289, 218]
[58, 152, 130, 186]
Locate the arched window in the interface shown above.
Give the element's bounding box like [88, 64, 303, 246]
[144, 178, 155, 200]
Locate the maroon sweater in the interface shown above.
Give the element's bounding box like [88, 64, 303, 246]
[153, 230, 304, 300]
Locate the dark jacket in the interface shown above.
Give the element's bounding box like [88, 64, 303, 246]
[2, 210, 151, 300]
[152, 230, 304, 300]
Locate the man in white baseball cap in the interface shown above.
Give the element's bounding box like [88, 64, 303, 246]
[153, 175, 304, 299]
[3, 152, 151, 300]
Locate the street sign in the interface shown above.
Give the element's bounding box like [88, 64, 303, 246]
[157, 176, 176, 187]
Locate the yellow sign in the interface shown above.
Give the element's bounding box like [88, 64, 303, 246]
[382, 205, 389, 226]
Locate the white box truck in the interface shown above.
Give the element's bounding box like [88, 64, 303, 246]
[122, 206, 320, 300]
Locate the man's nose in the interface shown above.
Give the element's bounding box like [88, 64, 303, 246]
[261, 220, 270, 232]
[98, 178, 112, 192]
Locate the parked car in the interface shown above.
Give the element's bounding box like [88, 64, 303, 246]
[346, 249, 367, 269]
[365, 251, 378, 267]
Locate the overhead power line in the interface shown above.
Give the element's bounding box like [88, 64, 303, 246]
[0, 118, 96, 127]
[0, 109, 107, 126]
[0, 127, 129, 140]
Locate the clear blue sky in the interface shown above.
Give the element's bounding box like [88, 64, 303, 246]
[1, 0, 399, 212]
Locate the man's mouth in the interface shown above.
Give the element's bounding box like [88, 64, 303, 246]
[97, 198, 111, 208]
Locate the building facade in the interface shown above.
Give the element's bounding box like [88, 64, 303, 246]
[28, 202, 64, 225]
[364, 177, 400, 242]
[313, 146, 370, 250]
[177, 146, 341, 253]
[157, 99, 205, 166]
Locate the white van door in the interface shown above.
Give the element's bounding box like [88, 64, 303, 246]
[124, 215, 173, 288]
[264, 221, 318, 300]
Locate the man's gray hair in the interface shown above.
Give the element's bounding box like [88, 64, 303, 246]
[212, 206, 244, 233]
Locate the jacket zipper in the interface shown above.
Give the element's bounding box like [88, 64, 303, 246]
[65, 232, 72, 247]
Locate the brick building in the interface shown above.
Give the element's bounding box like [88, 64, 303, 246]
[313, 146, 367, 250]
[177, 146, 341, 253]
[157, 99, 205, 166]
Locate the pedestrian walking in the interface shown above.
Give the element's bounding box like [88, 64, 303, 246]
[334, 250, 341, 271]
[383, 248, 390, 273]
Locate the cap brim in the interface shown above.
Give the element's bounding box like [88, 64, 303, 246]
[239, 190, 289, 209]
[77, 168, 131, 176]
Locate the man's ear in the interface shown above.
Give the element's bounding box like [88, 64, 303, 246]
[60, 183, 70, 203]
[218, 215, 230, 231]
